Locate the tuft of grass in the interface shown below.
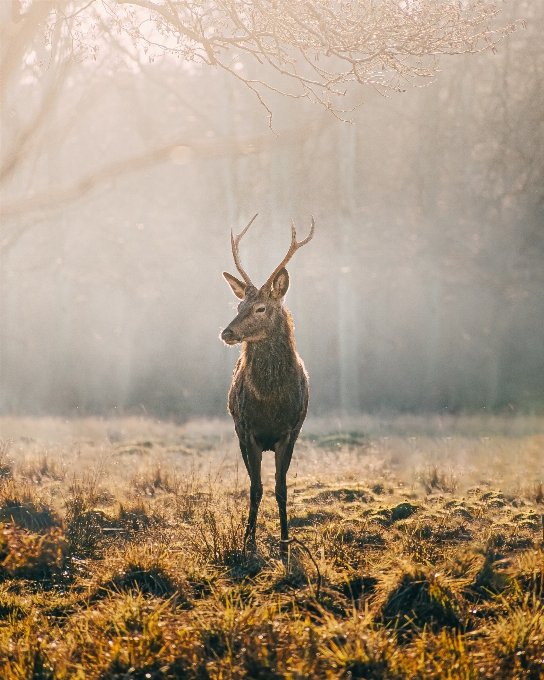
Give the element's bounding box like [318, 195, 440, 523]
[0, 480, 59, 531]
[97, 544, 184, 600]
[64, 476, 106, 558]
[131, 462, 178, 497]
[417, 464, 458, 494]
[470, 546, 511, 598]
[487, 601, 544, 679]
[373, 561, 465, 632]
[321, 627, 396, 680]
[0, 583, 31, 620]
[21, 453, 66, 485]
[322, 520, 386, 568]
[310, 488, 372, 504]
[117, 499, 157, 532]
[0, 523, 67, 582]
[0, 439, 13, 480]
[189, 505, 252, 573]
[510, 550, 544, 601]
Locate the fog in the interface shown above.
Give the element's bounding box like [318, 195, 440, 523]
[1, 1, 543, 420]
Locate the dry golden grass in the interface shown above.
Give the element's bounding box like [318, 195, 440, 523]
[0, 415, 543, 679]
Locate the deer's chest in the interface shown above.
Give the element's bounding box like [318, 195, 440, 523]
[228, 360, 307, 445]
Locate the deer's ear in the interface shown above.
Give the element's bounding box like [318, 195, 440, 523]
[271, 267, 290, 299]
[223, 272, 247, 300]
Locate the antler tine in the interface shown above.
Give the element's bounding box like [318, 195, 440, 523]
[264, 216, 315, 290]
[231, 213, 258, 286]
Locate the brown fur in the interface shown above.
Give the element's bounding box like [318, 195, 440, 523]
[221, 270, 309, 549]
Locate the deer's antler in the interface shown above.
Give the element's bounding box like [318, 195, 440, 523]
[231, 214, 258, 286]
[264, 216, 315, 290]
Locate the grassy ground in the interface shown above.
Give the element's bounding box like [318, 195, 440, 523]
[0, 415, 543, 679]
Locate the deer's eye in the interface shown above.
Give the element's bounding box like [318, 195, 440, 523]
[255, 305, 266, 314]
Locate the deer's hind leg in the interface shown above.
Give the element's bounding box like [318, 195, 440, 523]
[239, 434, 263, 549]
[274, 431, 297, 552]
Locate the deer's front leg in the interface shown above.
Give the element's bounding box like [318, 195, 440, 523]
[240, 434, 263, 549]
[274, 432, 296, 552]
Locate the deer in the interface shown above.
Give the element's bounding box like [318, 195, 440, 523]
[220, 214, 315, 553]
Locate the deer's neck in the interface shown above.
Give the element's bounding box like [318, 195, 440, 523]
[242, 308, 299, 399]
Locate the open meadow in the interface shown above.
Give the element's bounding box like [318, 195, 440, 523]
[1, 414, 544, 679]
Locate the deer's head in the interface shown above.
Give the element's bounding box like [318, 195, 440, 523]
[221, 215, 314, 345]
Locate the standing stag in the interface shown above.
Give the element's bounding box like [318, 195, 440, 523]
[221, 214, 315, 551]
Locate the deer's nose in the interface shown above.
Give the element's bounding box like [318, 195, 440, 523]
[221, 327, 239, 344]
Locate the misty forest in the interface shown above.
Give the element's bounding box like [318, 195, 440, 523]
[1, 1, 544, 679]
[1, 0, 542, 419]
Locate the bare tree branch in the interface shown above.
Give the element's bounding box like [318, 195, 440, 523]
[16, 1, 521, 109]
[0, 129, 298, 228]
[0, 0, 522, 229]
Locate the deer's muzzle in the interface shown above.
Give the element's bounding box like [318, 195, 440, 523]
[221, 327, 240, 345]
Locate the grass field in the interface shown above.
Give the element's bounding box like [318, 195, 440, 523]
[0, 414, 544, 679]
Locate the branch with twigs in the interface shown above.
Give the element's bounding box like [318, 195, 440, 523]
[12, 0, 522, 121]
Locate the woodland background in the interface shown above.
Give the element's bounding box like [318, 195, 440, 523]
[1, 0, 543, 420]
